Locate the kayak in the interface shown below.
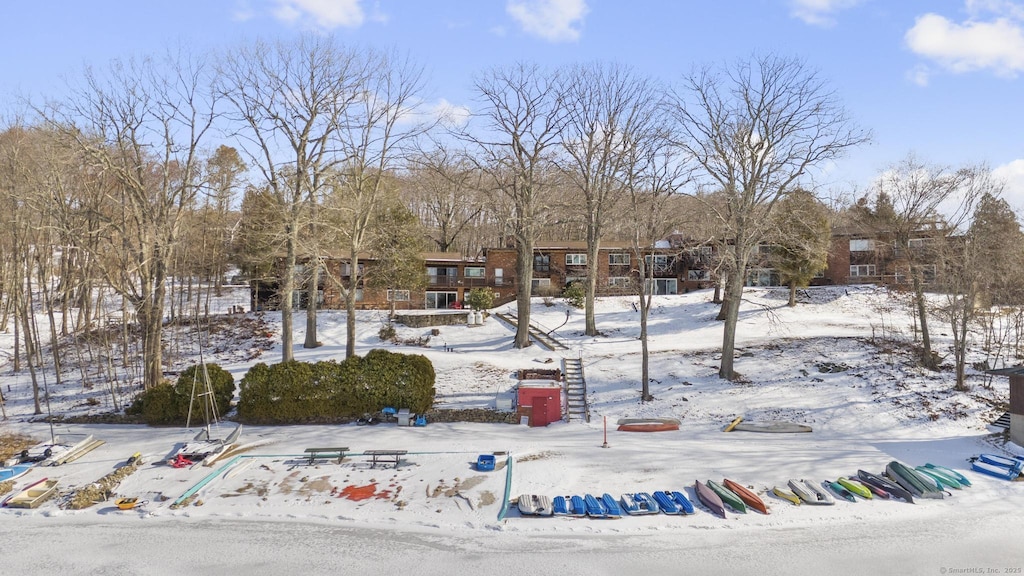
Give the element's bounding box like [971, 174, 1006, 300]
[837, 477, 873, 499]
[707, 479, 747, 513]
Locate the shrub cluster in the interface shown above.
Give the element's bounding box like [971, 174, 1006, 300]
[236, 349, 435, 424]
[126, 364, 235, 426]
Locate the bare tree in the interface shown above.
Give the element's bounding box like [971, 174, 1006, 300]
[858, 156, 989, 370]
[463, 62, 566, 348]
[670, 54, 867, 380]
[218, 35, 367, 360]
[624, 129, 688, 401]
[324, 49, 430, 358]
[558, 62, 664, 336]
[42, 50, 217, 389]
[405, 144, 485, 254]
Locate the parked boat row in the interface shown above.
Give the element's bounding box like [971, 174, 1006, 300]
[517, 460, 992, 519]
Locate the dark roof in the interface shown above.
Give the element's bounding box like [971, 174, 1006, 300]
[987, 366, 1024, 376]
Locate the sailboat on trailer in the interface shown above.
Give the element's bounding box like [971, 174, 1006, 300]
[167, 360, 241, 467]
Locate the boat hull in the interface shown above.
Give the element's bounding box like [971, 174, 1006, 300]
[723, 479, 769, 514]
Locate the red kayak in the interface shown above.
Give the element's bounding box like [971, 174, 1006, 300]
[723, 478, 769, 514]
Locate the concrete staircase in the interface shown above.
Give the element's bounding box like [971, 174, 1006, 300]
[563, 358, 589, 422]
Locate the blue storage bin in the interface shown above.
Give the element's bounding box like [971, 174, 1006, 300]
[476, 454, 496, 471]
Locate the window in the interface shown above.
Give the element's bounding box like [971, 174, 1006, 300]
[565, 253, 587, 265]
[464, 267, 485, 278]
[387, 289, 410, 302]
[494, 268, 504, 285]
[745, 268, 777, 286]
[609, 253, 630, 265]
[687, 269, 710, 281]
[340, 263, 365, 276]
[427, 266, 458, 286]
[849, 264, 876, 278]
[531, 278, 551, 289]
[849, 239, 874, 252]
[908, 238, 933, 249]
[898, 264, 936, 284]
[425, 291, 458, 309]
[608, 277, 631, 288]
[534, 255, 550, 273]
[644, 254, 670, 269]
[645, 278, 678, 295]
[565, 276, 586, 287]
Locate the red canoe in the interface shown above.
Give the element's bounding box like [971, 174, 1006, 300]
[723, 478, 770, 514]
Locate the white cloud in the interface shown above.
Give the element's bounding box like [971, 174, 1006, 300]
[233, 0, 256, 21]
[905, 4, 1024, 77]
[273, 0, 365, 29]
[506, 0, 588, 42]
[993, 159, 1024, 212]
[789, 0, 863, 27]
[430, 99, 472, 129]
[906, 64, 931, 86]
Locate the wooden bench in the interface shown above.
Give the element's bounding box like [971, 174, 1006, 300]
[303, 447, 349, 465]
[364, 449, 407, 469]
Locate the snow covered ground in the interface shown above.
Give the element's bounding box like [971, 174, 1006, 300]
[1, 286, 1023, 575]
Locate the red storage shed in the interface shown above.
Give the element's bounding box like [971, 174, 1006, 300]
[516, 381, 562, 427]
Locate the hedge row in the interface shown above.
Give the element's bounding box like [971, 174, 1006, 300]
[126, 364, 235, 426]
[236, 349, 436, 425]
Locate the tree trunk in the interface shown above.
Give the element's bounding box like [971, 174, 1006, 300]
[304, 263, 320, 348]
[584, 231, 599, 337]
[788, 281, 797, 307]
[514, 237, 534, 348]
[913, 274, 937, 370]
[638, 269, 653, 402]
[345, 247, 360, 358]
[719, 260, 746, 380]
[280, 224, 297, 362]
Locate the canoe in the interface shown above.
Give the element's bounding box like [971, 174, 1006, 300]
[723, 416, 744, 432]
[923, 463, 971, 487]
[787, 479, 834, 505]
[723, 479, 769, 514]
[972, 459, 1020, 481]
[730, 421, 812, 433]
[651, 490, 682, 515]
[694, 480, 726, 518]
[706, 480, 747, 513]
[616, 417, 681, 426]
[669, 490, 695, 514]
[616, 419, 680, 432]
[858, 469, 913, 503]
[837, 477, 873, 499]
[887, 461, 944, 499]
[5, 478, 58, 509]
[915, 466, 962, 490]
[804, 481, 836, 505]
[772, 486, 801, 505]
[600, 493, 622, 518]
[825, 480, 857, 502]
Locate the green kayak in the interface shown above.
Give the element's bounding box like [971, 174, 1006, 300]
[837, 477, 873, 499]
[915, 466, 962, 490]
[706, 479, 747, 513]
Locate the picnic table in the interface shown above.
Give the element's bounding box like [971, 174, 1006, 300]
[364, 449, 407, 468]
[303, 446, 349, 465]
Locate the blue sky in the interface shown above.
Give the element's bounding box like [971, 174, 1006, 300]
[3, 0, 1023, 208]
